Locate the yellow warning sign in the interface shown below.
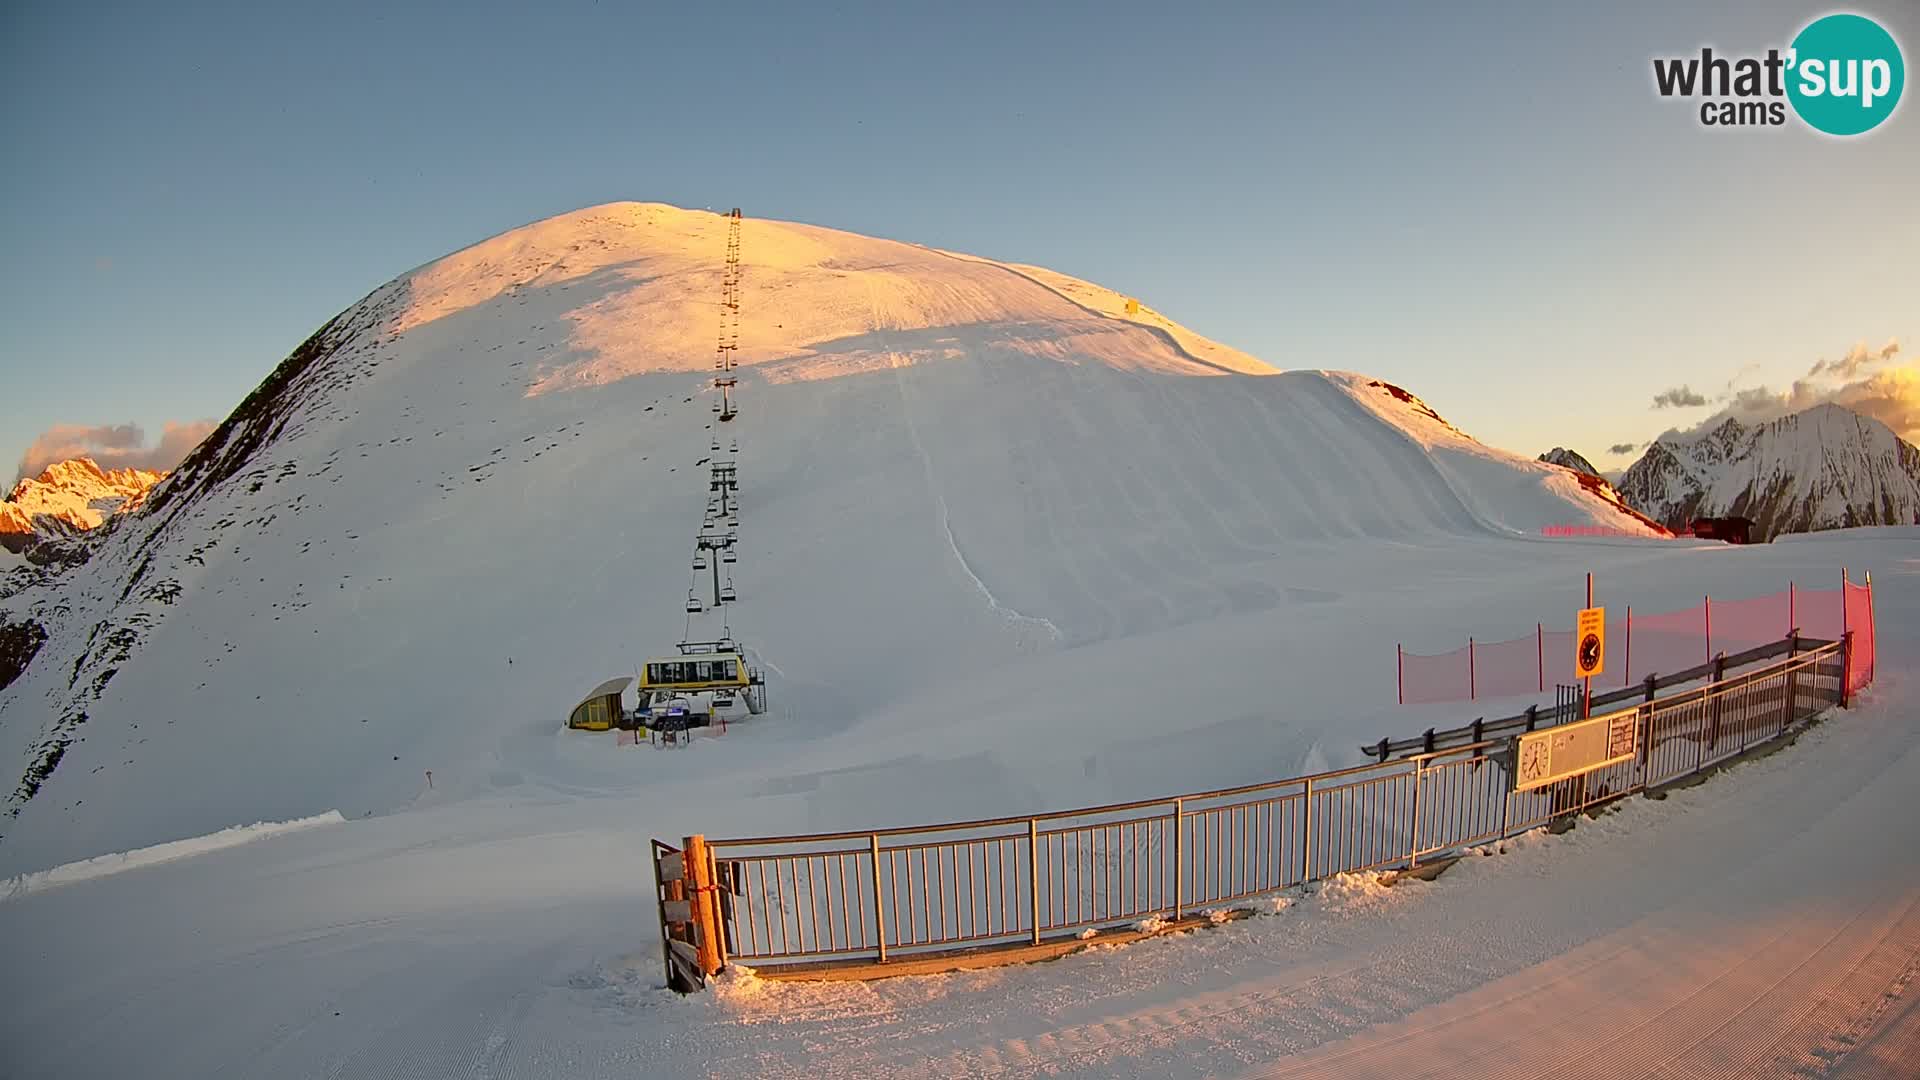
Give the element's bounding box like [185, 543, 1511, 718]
[1575, 606, 1605, 678]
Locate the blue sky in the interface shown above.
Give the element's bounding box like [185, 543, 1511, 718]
[2, 1, 1914, 478]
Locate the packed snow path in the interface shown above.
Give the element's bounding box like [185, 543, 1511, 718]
[2, 675, 1913, 1076]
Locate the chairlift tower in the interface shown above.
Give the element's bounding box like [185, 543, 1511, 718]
[664, 206, 767, 719]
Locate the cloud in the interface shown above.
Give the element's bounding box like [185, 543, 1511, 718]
[16, 419, 217, 481]
[1668, 339, 1918, 443]
[1652, 385, 1709, 408]
[1607, 442, 1639, 455]
[1807, 339, 1899, 380]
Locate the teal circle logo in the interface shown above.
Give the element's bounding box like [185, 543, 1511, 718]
[1787, 13, 1905, 135]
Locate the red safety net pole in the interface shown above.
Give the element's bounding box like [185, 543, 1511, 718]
[1841, 566, 1852, 705]
[1842, 567, 1849, 640]
[1867, 571, 1877, 687]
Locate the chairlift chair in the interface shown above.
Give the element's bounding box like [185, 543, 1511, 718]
[721, 548, 737, 564]
[685, 591, 704, 613]
[693, 552, 708, 571]
[719, 582, 737, 603]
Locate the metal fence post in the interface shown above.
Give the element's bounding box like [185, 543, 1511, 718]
[1300, 779, 1313, 885]
[1840, 631, 1852, 708]
[869, 833, 887, 963]
[1171, 798, 1184, 920]
[1783, 632, 1798, 734]
[1027, 818, 1041, 944]
[1408, 757, 1424, 869]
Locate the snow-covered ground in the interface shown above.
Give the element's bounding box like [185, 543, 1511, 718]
[0, 528, 1909, 1078]
[0, 204, 1911, 1076]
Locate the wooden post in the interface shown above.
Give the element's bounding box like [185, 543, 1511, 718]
[684, 835, 722, 979]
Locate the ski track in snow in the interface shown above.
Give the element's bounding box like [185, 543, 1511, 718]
[867, 276, 1062, 648]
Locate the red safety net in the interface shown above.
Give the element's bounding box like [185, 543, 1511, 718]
[1797, 588, 1845, 641]
[1845, 579, 1876, 693]
[1397, 578, 1871, 705]
[1399, 643, 1471, 704]
[1472, 634, 1543, 698]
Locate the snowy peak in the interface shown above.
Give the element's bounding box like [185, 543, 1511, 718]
[2, 457, 166, 553]
[1538, 447, 1600, 476]
[1619, 404, 1920, 539]
[388, 201, 1276, 398]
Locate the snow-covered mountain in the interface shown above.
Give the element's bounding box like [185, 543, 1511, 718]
[0, 201, 1664, 873]
[1619, 404, 1920, 540]
[1538, 447, 1599, 476]
[1, 458, 165, 554]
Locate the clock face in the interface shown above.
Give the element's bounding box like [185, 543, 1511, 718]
[1578, 633, 1602, 674]
[1519, 739, 1550, 785]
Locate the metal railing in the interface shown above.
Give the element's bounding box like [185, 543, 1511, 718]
[677, 637, 1851, 972]
[1368, 631, 1825, 760]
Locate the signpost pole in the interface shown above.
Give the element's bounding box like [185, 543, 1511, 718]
[1584, 573, 1593, 718]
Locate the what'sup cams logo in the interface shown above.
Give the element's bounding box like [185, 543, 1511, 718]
[1653, 12, 1904, 135]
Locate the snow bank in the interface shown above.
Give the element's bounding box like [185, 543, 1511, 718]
[0, 810, 345, 902]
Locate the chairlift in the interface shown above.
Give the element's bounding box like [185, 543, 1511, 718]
[721, 548, 737, 564]
[685, 591, 704, 613]
[693, 552, 708, 571]
[719, 581, 737, 603]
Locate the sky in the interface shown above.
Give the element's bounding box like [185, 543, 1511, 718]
[2, 0, 1915, 481]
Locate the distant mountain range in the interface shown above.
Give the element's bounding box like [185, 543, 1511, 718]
[2, 458, 166, 557]
[1615, 404, 1920, 540]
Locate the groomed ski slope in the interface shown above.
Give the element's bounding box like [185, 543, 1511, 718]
[0, 203, 1655, 875]
[0, 529, 1910, 1078]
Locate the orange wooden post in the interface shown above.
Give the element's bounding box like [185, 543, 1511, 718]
[684, 834, 724, 978]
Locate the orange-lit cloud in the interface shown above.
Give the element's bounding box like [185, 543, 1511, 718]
[1673, 339, 1918, 443]
[16, 420, 217, 481]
